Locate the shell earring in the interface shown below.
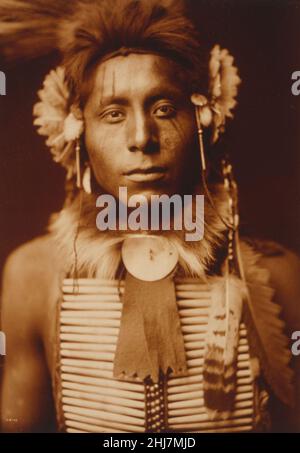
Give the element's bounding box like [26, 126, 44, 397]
[75, 139, 81, 189]
[82, 164, 92, 194]
[75, 139, 92, 194]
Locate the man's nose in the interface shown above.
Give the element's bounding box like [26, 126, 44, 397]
[127, 111, 159, 154]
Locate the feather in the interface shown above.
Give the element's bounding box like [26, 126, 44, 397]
[203, 271, 245, 419]
[0, 0, 73, 59]
[237, 240, 294, 407]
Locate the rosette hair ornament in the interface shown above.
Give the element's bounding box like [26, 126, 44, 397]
[191, 44, 241, 148]
[33, 67, 84, 182]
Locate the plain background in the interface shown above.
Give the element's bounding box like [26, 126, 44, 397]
[0, 0, 299, 274]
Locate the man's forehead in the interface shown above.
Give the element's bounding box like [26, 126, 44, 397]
[89, 53, 183, 104]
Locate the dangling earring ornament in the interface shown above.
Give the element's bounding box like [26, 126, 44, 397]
[75, 139, 92, 194]
[191, 93, 232, 232]
[82, 164, 92, 194]
[75, 139, 81, 189]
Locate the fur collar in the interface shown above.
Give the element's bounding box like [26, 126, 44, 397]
[48, 184, 229, 279]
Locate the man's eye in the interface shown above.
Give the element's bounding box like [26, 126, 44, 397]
[102, 110, 125, 123]
[154, 104, 176, 118]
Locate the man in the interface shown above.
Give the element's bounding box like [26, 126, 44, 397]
[0, 0, 300, 433]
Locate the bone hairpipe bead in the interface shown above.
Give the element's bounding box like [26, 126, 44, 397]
[65, 421, 112, 433]
[236, 369, 252, 377]
[62, 397, 145, 418]
[185, 350, 207, 359]
[168, 396, 242, 411]
[60, 326, 119, 335]
[168, 374, 252, 388]
[62, 389, 145, 409]
[176, 291, 212, 298]
[174, 365, 251, 378]
[61, 358, 114, 370]
[183, 333, 206, 341]
[62, 302, 123, 310]
[196, 425, 253, 433]
[66, 422, 130, 433]
[61, 366, 113, 379]
[183, 335, 249, 353]
[64, 279, 123, 286]
[177, 300, 210, 308]
[63, 405, 145, 427]
[168, 374, 203, 387]
[63, 286, 124, 294]
[186, 354, 250, 368]
[60, 318, 120, 327]
[61, 342, 116, 352]
[168, 399, 252, 416]
[180, 317, 208, 325]
[175, 284, 210, 290]
[62, 382, 145, 401]
[181, 325, 212, 333]
[168, 407, 254, 424]
[61, 311, 121, 319]
[184, 343, 249, 354]
[168, 388, 253, 405]
[179, 308, 210, 317]
[174, 366, 203, 377]
[185, 343, 250, 354]
[181, 325, 247, 335]
[60, 334, 118, 343]
[168, 386, 253, 403]
[61, 350, 116, 361]
[62, 373, 143, 392]
[65, 415, 144, 433]
[62, 365, 142, 384]
[63, 294, 121, 302]
[65, 420, 140, 434]
[167, 382, 202, 394]
[175, 278, 208, 284]
[169, 416, 254, 431]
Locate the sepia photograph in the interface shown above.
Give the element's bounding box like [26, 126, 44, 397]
[0, 0, 299, 437]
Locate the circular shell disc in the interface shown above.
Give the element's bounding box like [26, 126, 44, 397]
[121, 236, 179, 282]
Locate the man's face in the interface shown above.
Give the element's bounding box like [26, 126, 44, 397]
[83, 54, 198, 202]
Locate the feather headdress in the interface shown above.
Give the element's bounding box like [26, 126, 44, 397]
[0, 0, 202, 74]
[0, 0, 72, 59]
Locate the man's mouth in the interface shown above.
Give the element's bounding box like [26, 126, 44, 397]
[124, 166, 167, 183]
